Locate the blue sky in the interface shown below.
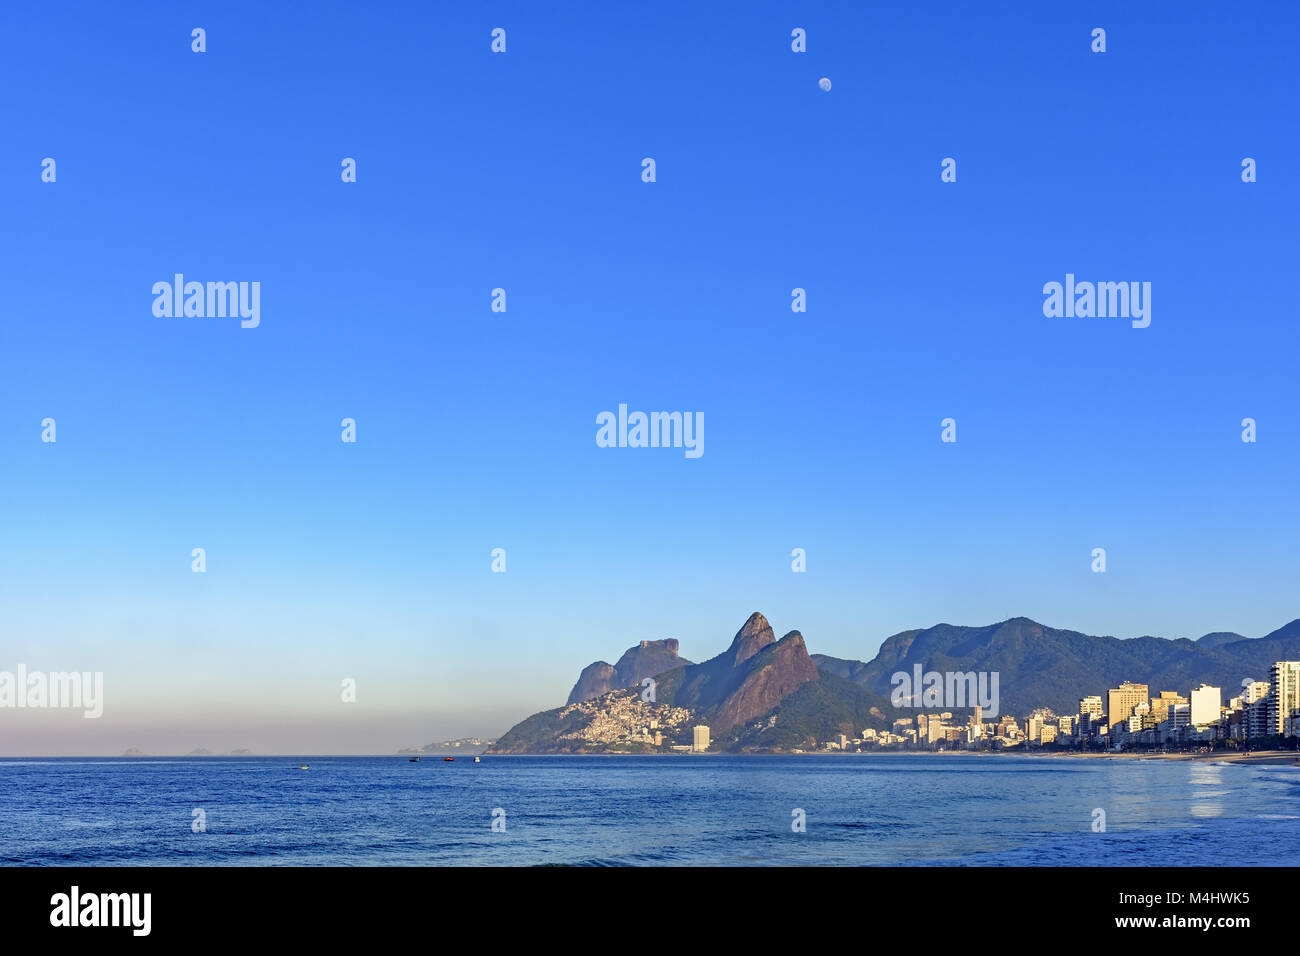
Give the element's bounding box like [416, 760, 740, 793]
[1, 2, 1296, 753]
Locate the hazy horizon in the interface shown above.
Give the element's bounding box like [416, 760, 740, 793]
[4, 607, 1298, 756]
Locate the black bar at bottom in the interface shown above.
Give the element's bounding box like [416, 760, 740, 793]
[0, 865, 1279, 942]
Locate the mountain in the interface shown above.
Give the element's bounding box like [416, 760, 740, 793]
[567, 638, 692, 703]
[1261, 620, 1300, 643]
[620, 614, 824, 736]
[722, 673, 892, 751]
[490, 613, 1300, 754]
[1196, 632, 1248, 649]
[813, 617, 1300, 717]
[669, 618, 820, 734]
[494, 613, 878, 753]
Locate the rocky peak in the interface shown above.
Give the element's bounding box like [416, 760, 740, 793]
[567, 638, 690, 704]
[566, 661, 618, 705]
[779, 630, 807, 650]
[640, 638, 679, 654]
[613, 639, 686, 686]
[728, 612, 776, 666]
[711, 629, 819, 733]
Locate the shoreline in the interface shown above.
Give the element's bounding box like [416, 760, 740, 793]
[1049, 750, 1300, 766]
[484, 749, 1300, 764]
[6, 750, 1298, 765]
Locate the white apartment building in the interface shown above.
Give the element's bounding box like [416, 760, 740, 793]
[1190, 684, 1221, 727]
[1269, 662, 1300, 737]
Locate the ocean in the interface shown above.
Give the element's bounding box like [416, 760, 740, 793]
[2, 754, 1298, 866]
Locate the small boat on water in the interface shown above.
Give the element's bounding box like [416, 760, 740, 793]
[408, 756, 421, 762]
[443, 756, 455, 762]
[473, 756, 481, 763]
[298, 764, 310, 770]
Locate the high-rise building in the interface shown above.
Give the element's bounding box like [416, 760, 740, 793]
[1238, 680, 1272, 739]
[692, 725, 710, 752]
[1243, 681, 1271, 704]
[1079, 696, 1103, 718]
[927, 720, 946, 744]
[1027, 716, 1043, 743]
[1149, 691, 1186, 723]
[1168, 702, 1190, 730]
[1189, 684, 1221, 727]
[1107, 682, 1149, 732]
[1268, 662, 1300, 737]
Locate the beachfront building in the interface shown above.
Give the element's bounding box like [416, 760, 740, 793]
[1243, 681, 1271, 705]
[1241, 681, 1272, 739]
[1107, 682, 1149, 732]
[1168, 702, 1190, 730]
[1149, 691, 1187, 724]
[1190, 684, 1221, 727]
[1268, 662, 1300, 737]
[1027, 716, 1043, 743]
[1078, 710, 1105, 739]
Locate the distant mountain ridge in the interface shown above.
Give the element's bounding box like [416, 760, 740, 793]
[489, 613, 1300, 754]
[813, 616, 1300, 717]
[1196, 632, 1248, 649]
[568, 638, 692, 704]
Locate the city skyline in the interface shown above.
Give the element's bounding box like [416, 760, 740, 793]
[489, 649, 1300, 755]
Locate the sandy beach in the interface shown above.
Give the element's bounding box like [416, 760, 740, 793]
[1048, 749, 1300, 766]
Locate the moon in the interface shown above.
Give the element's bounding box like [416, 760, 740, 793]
[818, 77, 831, 92]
